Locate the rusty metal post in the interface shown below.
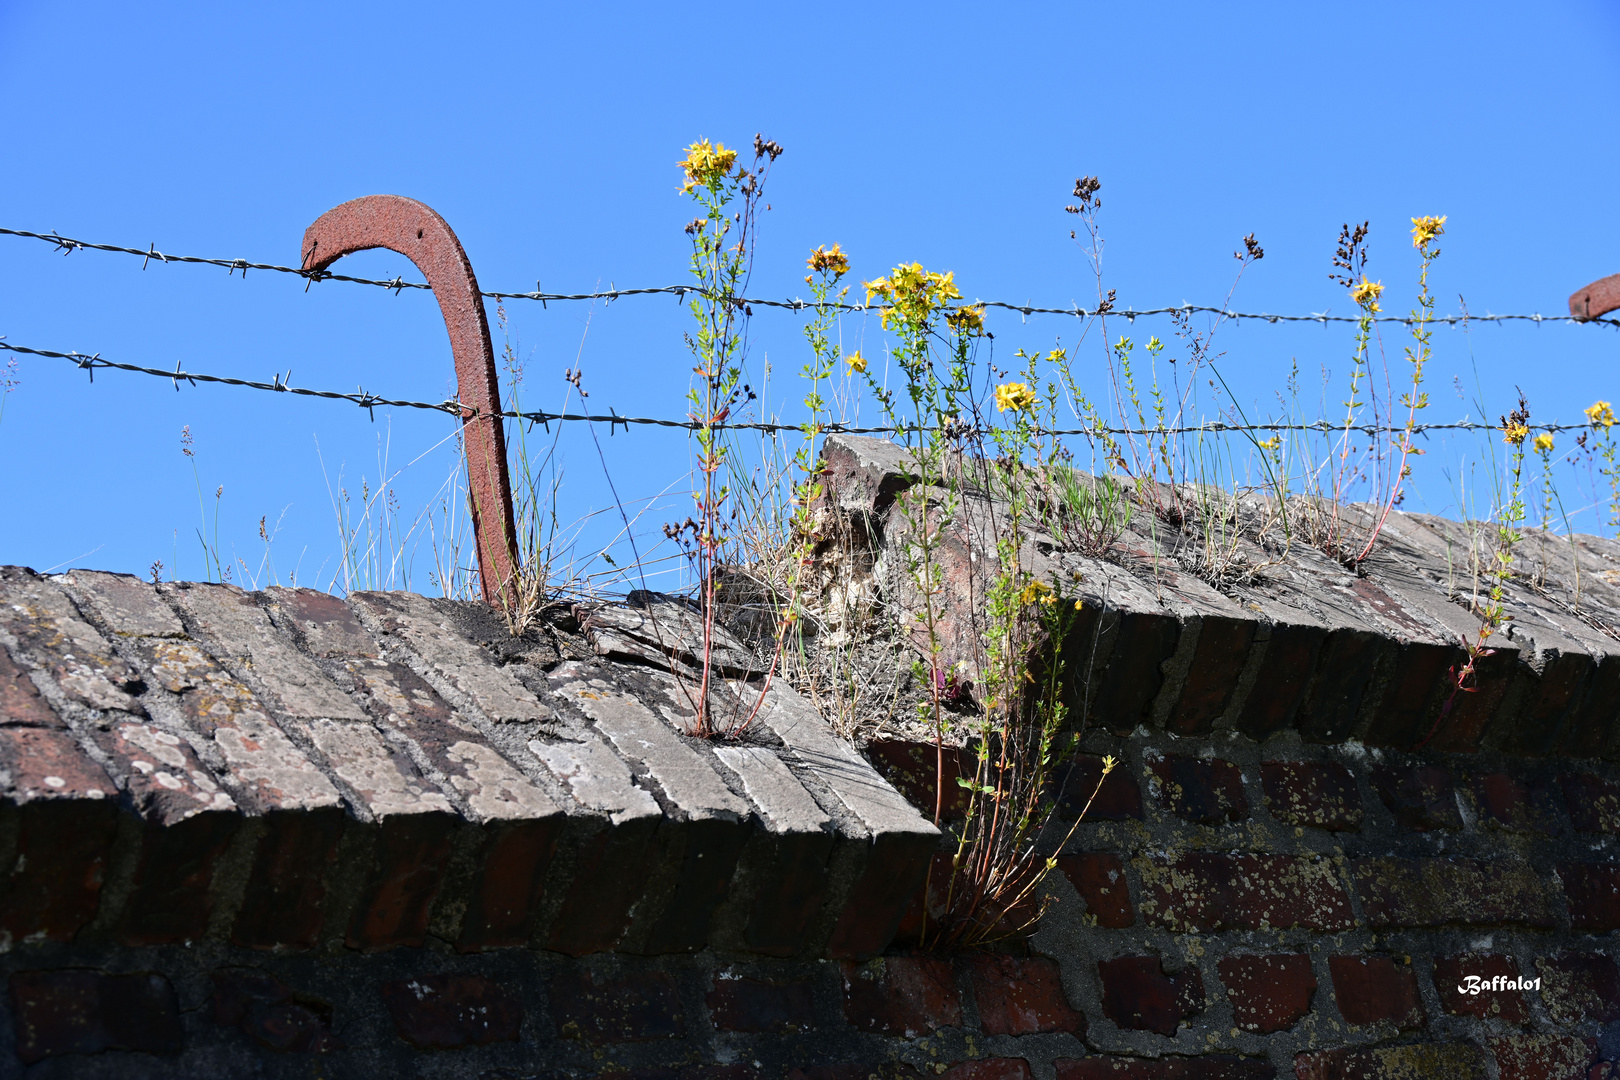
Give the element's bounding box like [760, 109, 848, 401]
[1570, 273, 1620, 322]
[301, 195, 518, 607]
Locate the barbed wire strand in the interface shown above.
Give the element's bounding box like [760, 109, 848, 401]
[4, 338, 1603, 440]
[5, 226, 1616, 329]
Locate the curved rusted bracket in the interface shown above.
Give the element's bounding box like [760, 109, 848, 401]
[301, 195, 518, 607]
[1570, 273, 1620, 322]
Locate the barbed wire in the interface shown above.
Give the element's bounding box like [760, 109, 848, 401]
[6, 225, 1616, 329]
[4, 337, 1603, 440]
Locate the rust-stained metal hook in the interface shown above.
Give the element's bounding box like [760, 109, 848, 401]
[1570, 273, 1620, 322]
[301, 195, 518, 607]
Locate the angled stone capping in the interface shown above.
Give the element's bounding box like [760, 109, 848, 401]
[821, 433, 1620, 759]
[0, 565, 937, 958]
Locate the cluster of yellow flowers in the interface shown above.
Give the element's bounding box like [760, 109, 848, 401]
[995, 382, 1040, 413]
[946, 304, 987, 335]
[1533, 432, 1556, 453]
[863, 263, 962, 329]
[1351, 276, 1384, 313]
[1018, 580, 1056, 606]
[1257, 434, 1281, 451]
[678, 140, 738, 194]
[1503, 421, 1530, 446]
[845, 350, 867, 374]
[1587, 401, 1616, 429]
[1410, 215, 1447, 249]
[807, 243, 849, 278]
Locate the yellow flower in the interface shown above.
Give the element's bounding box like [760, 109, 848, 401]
[1533, 432, 1555, 453]
[946, 304, 986, 335]
[1587, 401, 1616, 429]
[1018, 580, 1053, 606]
[1257, 434, 1281, 451]
[863, 263, 962, 328]
[808, 243, 849, 278]
[846, 350, 867, 374]
[1503, 421, 1530, 446]
[995, 381, 1039, 413]
[1048, 347, 1067, 364]
[1410, 215, 1447, 249]
[1074, 599, 1083, 611]
[678, 139, 737, 193]
[1351, 276, 1384, 313]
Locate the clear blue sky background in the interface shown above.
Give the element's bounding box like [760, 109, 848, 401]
[3, 2, 1618, 593]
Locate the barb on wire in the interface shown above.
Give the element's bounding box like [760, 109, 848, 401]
[3, 337, 1608, 440]
[5, 226, 1617, 329]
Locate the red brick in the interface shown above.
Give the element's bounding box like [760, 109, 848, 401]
[841, 956, 961, 1037]
[118, 811, 240, 945]
[706, 975, 815, 1033]
[1370, 763, 1460, 830]
[826, 829, 935, 959]
[1139, 853, 1353, 932]
[1328, 955, 1424, 1029]
[1490, 1034, 1597, 1080]
[892, 851, 955, 947]
[1429, 645, 1517, 753]
[971, 954, 1084, 1036]
[866, 740, 974, 820]
[0, 726, 117, 802]
[1432, 954, 1530, 1022]
[1470, 771, 1562, 835]
[1097, 955, 1204, 1036]
[380, 972, 522, 1049]
[787, 1068, 923, 1080]
[1295, 1045, 1486, 1080]
[1563, 654, 1620, 758]
[1561, 863, 1620, 932]
[1562, 772, 1620, 833]
[943, 1061, 1033, 1080]
[232, 808, 346, 950]
[1352, 857, 1558, 928]
[1216, 954, 1314, 1033]
[1297, 629, 1386, 742]
[9, 970, 182, 1064]
[1260, 761, 1362, 831]
[544, 826, 652, 956]
[0, 645, 60, 727]
[457, 818, 562, 951]
[212, 968, 340, 1053]
[96, 720, 236, 826]
[1056, 1055, 1276, 1079]
[1501, 650, 1592, 757]
[346, 812, 456, 950]
[1364, 640, 1455, 749]
[1091, 612, 1182, 734]
[1054, 753, 1143, 821]
[552, 968, 685, 1043]
[740, 828, 833, 956]
[1536, 954, 1620, 1026]
[1056, 853, 1135, 927]
[1148, 754, 1248, 825]
[1167, 616, 1256, 735]
[1237, 622, 1326, 739]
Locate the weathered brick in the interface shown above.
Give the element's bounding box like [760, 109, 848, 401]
[263, 586, 380, 658]
[1092, 612, 1182, 735]
[231, 808, 346, 950]
[1561, 772, 1620, 833]
[298, 717, 454, 820]
[61, 569, 185, 639]
[1056, 1058, 1276, 1080]
[552, 968, 685, 1043]
[1469, 771, 1562, 835]
[1352, 857, 1558, 928]
[1148, 754, 1248, 825]
[1429, 646, 1518, 753]
[1056, 852, 1135, 927]
[1294, 1045, 1486, 1080]
[1167, 616, 1256, 735]
[1138, 853, 1353, 932]
[1297, 629, 1386, 743]
[1562, 654, 1620, 758]
[380, 972, 522, 1049]
[0, 644, 59, 727]
[118, 811, 239, 945]
[96, 720, 236, 824]
[212, 968, 340, 1053]
[866, 739, 974, 820]
[348, 812, 457, 950]
[1536, 954, 1620, 1026]
[456, 818, 562, 951]
[841, 956, 961, 1037]
[1363, 640, 1454, 749]
[1053, 754, 1143, 821]
[9, 969, 182, 1064]
[1560, 863, 1620, 932]
[706, 975, 815, 1033]
[942, 1062, 1033, 1080]
[0, 567, 144, 713]
[971, 953, 1084, 1036]
[542, 824, 655, 956]
[1216, 954, 1314, 1034]
[1370, 763, 1461, 831]
[1328, 955, 1424, 1029]
[1237, 622, 1327, 739]
[1432, 954, 1531, 1022]
[1260, 760, 1362, 831]
[1097, 955, 1204, 1036]
[1490, 1034, 1596, 1080]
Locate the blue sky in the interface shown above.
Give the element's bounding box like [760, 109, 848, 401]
[2, 2, 1618, 592]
